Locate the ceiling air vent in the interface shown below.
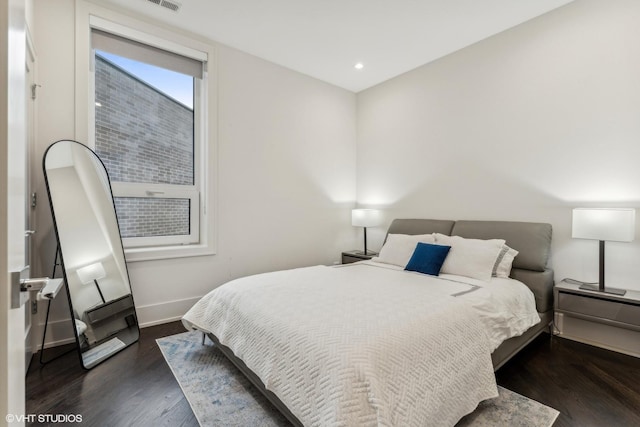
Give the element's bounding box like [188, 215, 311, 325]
[145, 0, 181, 13]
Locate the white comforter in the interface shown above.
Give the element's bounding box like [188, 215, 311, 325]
[182, 261, 540, 426]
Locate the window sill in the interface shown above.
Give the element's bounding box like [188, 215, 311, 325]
[124, 243, 215, 262]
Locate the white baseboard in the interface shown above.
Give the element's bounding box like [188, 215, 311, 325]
[38, 296, 203, 349]
[36, 318, 77, 350]
[136, 296, 201, 328]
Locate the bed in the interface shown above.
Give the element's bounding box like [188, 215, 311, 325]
[182, 219, 554, 426]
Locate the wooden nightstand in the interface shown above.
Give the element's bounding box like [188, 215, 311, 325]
[341, 250, 378, 264]
[554, 279, 640, 356]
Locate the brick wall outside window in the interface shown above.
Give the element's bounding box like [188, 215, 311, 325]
[114, 198, 189, 237]
[95, 55, 194, 238]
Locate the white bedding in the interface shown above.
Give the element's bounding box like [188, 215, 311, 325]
[182, 261, 540, 426]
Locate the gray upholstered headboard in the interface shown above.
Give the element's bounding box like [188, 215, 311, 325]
[386, 219, 554, 313]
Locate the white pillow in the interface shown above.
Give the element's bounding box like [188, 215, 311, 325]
[373, 233, 436, 267]
[493, 245, 519, 278]
[434, 234, 505, 282]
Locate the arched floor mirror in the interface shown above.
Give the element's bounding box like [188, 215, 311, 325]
[43, 139, 139, 369]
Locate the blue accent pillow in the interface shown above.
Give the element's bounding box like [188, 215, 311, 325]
[404, 242, 451, 276]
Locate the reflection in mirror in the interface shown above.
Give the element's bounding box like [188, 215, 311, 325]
[43, 140, 139, 369]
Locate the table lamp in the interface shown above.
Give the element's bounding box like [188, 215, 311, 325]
[352, 209, 382, 255]
[572, 208, 635, 295]
[77, 262, 107, 303]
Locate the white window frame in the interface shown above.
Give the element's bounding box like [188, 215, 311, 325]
[111, 183, 200, 247]
[75, 2, 217, 261]
[90, 19, 202, 248]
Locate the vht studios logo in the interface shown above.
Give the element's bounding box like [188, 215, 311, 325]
[6, 413, 83, 423]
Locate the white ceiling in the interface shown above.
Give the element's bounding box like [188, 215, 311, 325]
[94, 0, 574, 93]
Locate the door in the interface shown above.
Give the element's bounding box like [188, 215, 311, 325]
[1, 0, 29, 422]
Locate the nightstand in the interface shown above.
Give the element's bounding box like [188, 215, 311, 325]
[554, 280, 640, 356]
[341, 250, 378, 264]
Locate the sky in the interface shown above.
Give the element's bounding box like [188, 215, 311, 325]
[97, 50, 194, 109]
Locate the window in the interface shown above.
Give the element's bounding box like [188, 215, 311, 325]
[89, 22, 207, 249]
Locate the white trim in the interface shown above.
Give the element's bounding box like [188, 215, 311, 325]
[135, 296, 202, 328]
[36, 318, 77, 350]
[125, 243, 214, 262]
[76, 0, 218, 261]
[112, 182, 199, 197]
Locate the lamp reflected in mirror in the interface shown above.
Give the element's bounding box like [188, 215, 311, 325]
[77, 262, 107, 304]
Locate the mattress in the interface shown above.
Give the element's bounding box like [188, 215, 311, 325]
[183, 261, 540, 426]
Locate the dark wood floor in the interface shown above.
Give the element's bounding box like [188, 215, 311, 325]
[26, 322, 640, 426]
[496, 333, 640, 427]
[26, 322, 197, 427]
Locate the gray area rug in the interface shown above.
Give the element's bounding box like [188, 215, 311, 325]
[157, 331, 559, 427]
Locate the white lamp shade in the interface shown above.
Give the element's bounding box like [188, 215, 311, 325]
[352, 209, 382, 227]
[572, 208, 636, 242]
[77, 262, 107, 284]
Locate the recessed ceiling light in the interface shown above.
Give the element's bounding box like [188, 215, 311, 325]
[354, 62, 364, 70]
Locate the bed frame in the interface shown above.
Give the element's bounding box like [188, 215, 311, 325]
[208, 218, 554, 426]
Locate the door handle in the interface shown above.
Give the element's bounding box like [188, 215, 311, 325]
[20, 277, 51, 292]
[10, 267, 30, 309]
[25, 230, 36, 236]
[12, 272, 60, 309]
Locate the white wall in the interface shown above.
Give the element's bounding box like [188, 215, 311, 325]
[357, 0, 640, 292]
[32, 0, 356, 343]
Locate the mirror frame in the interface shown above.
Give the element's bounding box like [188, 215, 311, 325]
[43, 139, 140, 369]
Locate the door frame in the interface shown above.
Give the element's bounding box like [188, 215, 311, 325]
[24, 22, 37, 372]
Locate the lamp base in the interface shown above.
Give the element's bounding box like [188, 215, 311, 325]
[353, 250, 377, 256]
[578, 283, 627, 296]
